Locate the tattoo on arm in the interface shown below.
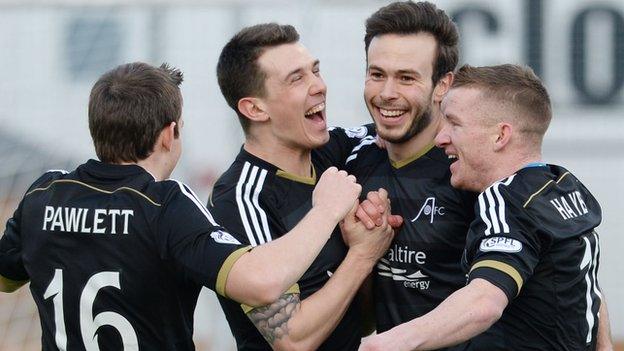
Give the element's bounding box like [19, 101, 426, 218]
[247, 293, 301, 344]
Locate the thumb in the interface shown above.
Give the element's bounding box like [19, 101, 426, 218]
[388, 214, 403, 228]
[349, 200, 359, 217]
[343, 200, 359, 223]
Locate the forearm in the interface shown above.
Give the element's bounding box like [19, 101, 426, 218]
[596, 297, 613, 351]
[252, 251, 374, 351]
[0, 275, 28, 293]
[283, 252, 373, 350]
[227, 206, 341, 305]
[382, 279, 507, 351]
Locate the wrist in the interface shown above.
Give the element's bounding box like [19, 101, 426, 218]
[344, 249, 376, 274]
[310, 203, 342, 224]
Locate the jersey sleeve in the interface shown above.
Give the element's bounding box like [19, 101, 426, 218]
[0, 201, 29, 281]
[157, 181, 249, 297]
[0, 170, 67, 282]
[316, 124, 376, 169]
[465, 184, 543, 301]
[208, 181, 277, 248]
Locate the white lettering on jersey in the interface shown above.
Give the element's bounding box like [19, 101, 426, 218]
[42, 206, 133, 234]
[386, 244, 427, 264]
[411, 197, 445, 224]
[550, 191, 589, 220]
[479, 237, 523, 253]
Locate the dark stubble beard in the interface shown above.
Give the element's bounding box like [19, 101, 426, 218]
[378, 101, 433, 144]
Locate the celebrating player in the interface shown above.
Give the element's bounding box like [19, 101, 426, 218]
[210, 23, 400, 350]
[360, 64, 613, 351]
[340, 1, 477, 342]
[0, 62, 365, 349]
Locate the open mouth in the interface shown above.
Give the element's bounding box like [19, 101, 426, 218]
[446, 152, 459, 169]
[378, 107, 408, 119]
[305, 102, 326, 123]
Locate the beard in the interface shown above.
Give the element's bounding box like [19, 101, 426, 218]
[370, 88, 435, 144]
[381, 105, 432, 144]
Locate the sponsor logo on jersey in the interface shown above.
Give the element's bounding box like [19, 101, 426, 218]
[344, 126, 369, 139]
[411, 197, 445, 224]
[210, 230, 242, 245]
[479, 237, 523, 253]
[377, 244, 431, 290]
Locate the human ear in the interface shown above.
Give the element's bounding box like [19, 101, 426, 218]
[237, 97, 270, 123]
[433, 72, 454, 103]
[493, 122, 513, 151]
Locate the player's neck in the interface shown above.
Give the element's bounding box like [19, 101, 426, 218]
[244, 139, 313, 178]
[385, 114, 441, 163]
[135, 156, 173, 181]
[481, 150, 543, 191]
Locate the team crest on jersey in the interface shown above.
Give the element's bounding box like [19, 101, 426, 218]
[411, 197, 445, 224]
[210, 230, 242, 245]
[479, 237, 522, 253]
[345, 126, 369, 139]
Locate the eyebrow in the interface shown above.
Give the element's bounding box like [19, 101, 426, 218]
[396, 69, 421, 78]
[368, 65, 422, 78]
[284, 59, 320, 81]
[444, 112, 459, 123]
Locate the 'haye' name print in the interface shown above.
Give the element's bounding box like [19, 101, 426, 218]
[42, 206, 134, 234]
[549, 191, 588, 220]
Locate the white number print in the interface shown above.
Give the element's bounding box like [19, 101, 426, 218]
[43, 269, 67, 349]
[580, 232, 602, 344]
[44, 269, 139, 350]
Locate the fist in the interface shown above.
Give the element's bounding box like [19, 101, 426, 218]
[312, 167, 362, 222]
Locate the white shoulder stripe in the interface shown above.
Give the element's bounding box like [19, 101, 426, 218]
[493, 176, 515, 233]
[253, 169, 272, 242]
[478, 193, 493, 235]
[479, 175, 516, 235]
[235, 162, 272, 247]
[346, 136, 376, 165]
[243, 166, 266, 245]
[235, 162, 258, 246]
[171, 179, 218, 226]
[591, 232, 602, 300]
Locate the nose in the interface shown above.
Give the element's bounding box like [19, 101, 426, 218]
[380, 79, 399, 101]
[310, 73, 327, 96]
[434, 122, 451, 148]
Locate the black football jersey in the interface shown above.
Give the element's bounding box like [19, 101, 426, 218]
[342, 125, 476, 341]
[465, 164, 603, 350]
[208, 144, 361, 351]
[0, 160, 248, 350]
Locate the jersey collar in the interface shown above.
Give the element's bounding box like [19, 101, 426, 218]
[237, 147, 317, 185]
[390, 142, 436, 169]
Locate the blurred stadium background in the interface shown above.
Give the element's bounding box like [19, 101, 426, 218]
[0, 0, 622, 349]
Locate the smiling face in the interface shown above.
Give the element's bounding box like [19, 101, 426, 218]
[256, 42, 329, 151]
[435, 87, 498, 192]
[364, 33, 438, 144]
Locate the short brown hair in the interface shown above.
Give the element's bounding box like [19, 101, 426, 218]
[88, 62, 183, 163]
[217, 23, 299, 132]
[453, 64, 552, 138]
[364, 1, 459, 83]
